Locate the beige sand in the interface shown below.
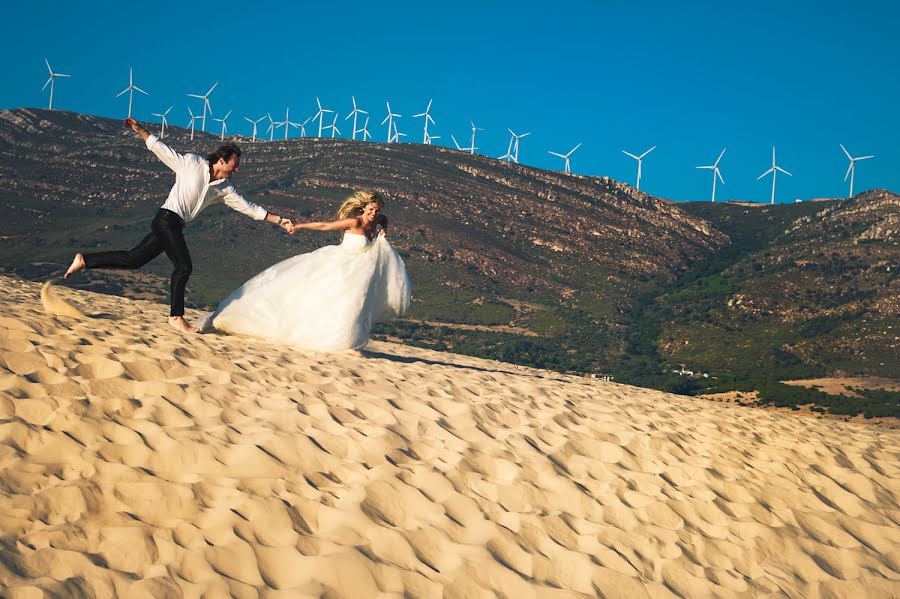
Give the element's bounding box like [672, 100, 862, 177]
[1, 274, 898, 598]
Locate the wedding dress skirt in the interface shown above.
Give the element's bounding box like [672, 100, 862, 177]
[195, 233, 410, 351]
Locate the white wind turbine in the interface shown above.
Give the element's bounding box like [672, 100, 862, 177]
[274, 107, 300, 140]
[548, 143, 582, 174]
[265, 113, 275, 141]
[311, 97, 334, 138]
[840, 144, 874, 198]
[345, 96, 368, 140]
[499, 131, 516, 162]
[361, 115, 372, 141]
[413, 99, 436, 144]
[696, 148, 726, 202]
[116, 68, 148, 118]
[42, 59, 70, 110]
[757, 146, 792, 204]
[622, 146, 656, 191]
[244, 115, 266, 142]
[187, 82, 218, 132]
[299, 116, 312, 138]
[509, 129, 531, 163]
[451, 135, 465, 150]
[327, 112, 341, 138]
[187, 107, 202, 140]
[468, 120, 484, 155]
[151, 106, 173, 139]
[381, 102, 401, 143]
[212, 110, 232, 141]
[391, 120, 406, 143]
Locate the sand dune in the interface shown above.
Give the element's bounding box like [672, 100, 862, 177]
[1, 275, 898, 598]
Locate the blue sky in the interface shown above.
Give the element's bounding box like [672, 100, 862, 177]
[2, 0, 898, 202]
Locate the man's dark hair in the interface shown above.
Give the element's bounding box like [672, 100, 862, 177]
[207, 142, 241, 165]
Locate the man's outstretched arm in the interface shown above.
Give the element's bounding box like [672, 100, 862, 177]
[125, 117, 185, 172]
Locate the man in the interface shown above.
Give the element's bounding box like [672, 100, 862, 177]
[65, 117, 293, 334]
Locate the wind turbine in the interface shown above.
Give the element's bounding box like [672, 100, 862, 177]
[361, 115, 372, 141]
[840, 144, 874, 198]
[345, 96, 368, 140]
[244, 115, 266, 142]
[469, 120, 484, 155]
[116, 68, 148, 118]
[451, 135, 465, 150]
[509, 129, 531, 163]
[212, 110, 232, 141]
[622, 146, 656, 191]
[187, 82, 218, 132]
[274, 107, 300, 140]
[381, 102, 401, 142]
[42, 59, 70, 110]
[757, 146, 792, 204]
[696, 148, 726, 202]
[548, 143, 582, 174]
[413, 99, 436, 144]
[265, 113, 275, 141]
[151, 106, 173, 139]
[187, 107, 202, 140]
[499, 132, 515, 162]
[311, 97, 333, 138]
[299, 116, 312, 138]
[327, 112, 341, 138]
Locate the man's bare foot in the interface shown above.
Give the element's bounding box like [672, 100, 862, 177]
[168, 316, 199, 334]
[64, 253, 85, 279]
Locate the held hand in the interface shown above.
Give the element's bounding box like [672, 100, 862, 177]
[278, 218, 294, 233]
[124, 117, 143, 134]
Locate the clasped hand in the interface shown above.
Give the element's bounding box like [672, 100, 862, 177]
[278, 218, 295, 234]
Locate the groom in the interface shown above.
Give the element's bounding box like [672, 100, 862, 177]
[65, 117, 294, 334]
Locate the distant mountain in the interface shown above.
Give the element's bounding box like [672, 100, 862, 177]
[1, 108, 897, 414]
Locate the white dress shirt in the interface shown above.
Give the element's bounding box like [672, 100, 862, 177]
[145, 135, 268, 224]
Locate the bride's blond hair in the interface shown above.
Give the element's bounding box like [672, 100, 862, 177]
[337, 190, 384, 220]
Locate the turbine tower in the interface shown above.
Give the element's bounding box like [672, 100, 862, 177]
[244, 115, 266, 142]
[274, 107, 300, 140]
[840, 144, 874, 198]
[187, 107, 202, 140]
[509, 129, 531, 163]
[212, 110, 232, 141]
[499, 132, 516, 162]
[696, 148, 726, 202]
[548, 143, 582, 174]
[381, 102, 401, 143]
[413, 99, 436, 144]
[151, 106, 173, 139]
[345, 96, 368, 140]
[469, 120, 484, 155]
[311, 97, 334, 138]
[116, 68, 148, 119]
[622, 146, 656, 192]
[187, 82, 218, 132]
[265, 113, 275, 141]
[42, 59, 70, 110]
[327, 112, 341, 138]
[757, 146, 792, 204]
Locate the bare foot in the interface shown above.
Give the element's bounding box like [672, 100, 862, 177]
[168, 316, 199, 334]
[64, 253, 85, 279]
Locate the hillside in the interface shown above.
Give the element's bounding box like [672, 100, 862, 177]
[1, 108, 897, 416]
[0, 108, 724, 374]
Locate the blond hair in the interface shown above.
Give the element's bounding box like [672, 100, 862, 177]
[337, 190, 384, 220]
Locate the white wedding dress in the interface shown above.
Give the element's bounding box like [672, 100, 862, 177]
[195, 232, 410, 351]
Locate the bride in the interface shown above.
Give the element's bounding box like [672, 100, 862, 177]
[195, 191, 410, 351]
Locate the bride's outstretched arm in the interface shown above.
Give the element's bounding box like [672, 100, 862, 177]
[290, 217, 359, 234]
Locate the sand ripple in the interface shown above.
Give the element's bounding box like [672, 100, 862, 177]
[0, 275, 899, 598]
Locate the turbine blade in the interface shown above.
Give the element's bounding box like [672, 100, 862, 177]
[116, 88, 129, 97]
[840, 143, 852, 160]
[857, 155, 874, 160]
[715, 147, 726, 164]
[777, 167, 793, 176]
[757, 168, 774, 180]
[134, 86, 148, 95]
[641, 146, 656, 158]
[622, 151, 638, 160]
[844, 164, 853, 181]
[42, 77, 52, 91]
[206, 81, 219, 95]
[717, 169, 725, 185]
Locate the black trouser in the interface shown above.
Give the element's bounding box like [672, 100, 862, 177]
[83, 209, 191, 317]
